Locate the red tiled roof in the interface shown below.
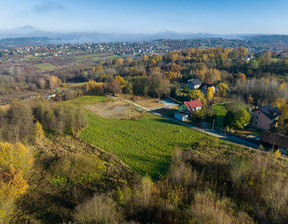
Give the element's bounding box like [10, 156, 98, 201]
[184, 100, 203, 111]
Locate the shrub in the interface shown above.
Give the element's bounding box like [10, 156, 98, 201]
[73, 193, 124, 224]
[51, 153, 105, 185]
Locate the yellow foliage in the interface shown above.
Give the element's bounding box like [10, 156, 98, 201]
[0, 142, 34, 176]
[84, 79, 104, 94]
[48, 75, 62, 89]
[206, 87, 214, 101]
[7, 165, 29, 195]
[115, 75, 125, 85]
[273, 98, 286, 108]
[274, 149, 281, 158]
[35, 121, 45, 146]
[279, 82, 286, 90]
[96, 66, 104, 72]
[0, 142, 33, 222]
[238, 72, 246, 82]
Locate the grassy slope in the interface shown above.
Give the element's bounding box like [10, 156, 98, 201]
[34, 63, 56, 71]
[80, 112, 208, 179]
[63, 95, 110, 106]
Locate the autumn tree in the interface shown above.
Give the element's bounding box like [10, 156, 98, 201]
[84, 79, 104, 95]
[234, 109, 251, 129]
[189, 90, 206, 105]
[47, 75, 62, 89]
[206, 87, 215, 102]
[108, 79, 122, 95]
[35, 121, 45, 146]
[0, 100, 35, 143]
[238, 72, 246, 82]
[115, 75, 125, 85]
[218, 83, 229, 97]
[73, 194, 124, 224]
[123, 82, 133, 94]
[0, 142, 33, 222]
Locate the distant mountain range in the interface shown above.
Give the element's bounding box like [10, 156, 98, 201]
[1, 26, 288, 50]
[0, 26, 248, 43]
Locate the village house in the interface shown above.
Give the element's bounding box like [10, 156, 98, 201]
[260, 132, 288, 154]
[186, 79, 202, 90]
[251, 105, 281, 130]
[178, 100, 203, 114]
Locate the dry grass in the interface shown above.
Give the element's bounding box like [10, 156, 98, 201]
[134, 98, 164, 109]
[84, 100, 143, 119]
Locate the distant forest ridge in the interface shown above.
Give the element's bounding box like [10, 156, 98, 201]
[1, 34, 288, 52]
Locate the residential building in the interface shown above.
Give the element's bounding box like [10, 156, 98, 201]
[251, 105, 281, 130]
[178, 100, 203, 114]
[186, 79, 202, 90]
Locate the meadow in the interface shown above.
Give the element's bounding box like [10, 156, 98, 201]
[64, 95, 111, 106]
[33, 63, 56, 71]
[79, 106, 209, 179]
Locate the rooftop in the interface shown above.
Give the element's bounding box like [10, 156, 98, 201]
[254, 105, 281, 120]
[184, 99, 203, 111]
[187, 79, 202, 86]
[260, 132, 288, 149]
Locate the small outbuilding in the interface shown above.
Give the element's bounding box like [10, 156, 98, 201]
[260, 132, 288, 154]
[174, 113, 189, 121]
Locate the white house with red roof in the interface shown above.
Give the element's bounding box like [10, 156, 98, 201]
[178, 99, 203, 114]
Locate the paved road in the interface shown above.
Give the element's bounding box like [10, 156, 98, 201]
[109, 96, 260, 150]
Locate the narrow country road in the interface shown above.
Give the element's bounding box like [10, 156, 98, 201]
[108, 96, 260, 150]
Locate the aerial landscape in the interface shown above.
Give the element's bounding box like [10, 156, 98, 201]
[0, 0, 288, 223]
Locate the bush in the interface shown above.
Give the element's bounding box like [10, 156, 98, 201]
[51, 153, 105, 185]
[187, 190, 254, 224]
[73, 194, 124, 224]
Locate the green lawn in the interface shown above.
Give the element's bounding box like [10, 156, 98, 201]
[34, 63, 56, 71]
[64, 95, 111, 106]
[80, 113, 208, 179]
[212, 104, 228, 129]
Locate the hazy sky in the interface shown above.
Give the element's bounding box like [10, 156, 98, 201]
[0, 0, 288, 34]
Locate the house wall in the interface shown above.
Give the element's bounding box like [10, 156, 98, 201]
[187, 83, 201, 90]
[279, 147, 288, 155]
[252, 110, 278, 130]
[179, 104, 191, 114]
[193, 106, 202, 111]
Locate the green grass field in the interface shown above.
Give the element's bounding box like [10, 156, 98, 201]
[80, 114, 205, 179]
[64, 95, 111, 106]
[212, 104, 228, 129]
[80, 112, 208, 179]
[65, 95, 222, 179]
[34, 63, 56, 71]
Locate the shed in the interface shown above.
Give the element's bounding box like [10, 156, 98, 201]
[174, 113, 189, 121]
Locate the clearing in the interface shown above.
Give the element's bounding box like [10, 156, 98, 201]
[34, 63, 56, 71]
[84, 100, 143, 119]
[72, 96, 212, 179]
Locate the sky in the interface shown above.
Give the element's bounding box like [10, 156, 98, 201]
[0, 0, 288, 34]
